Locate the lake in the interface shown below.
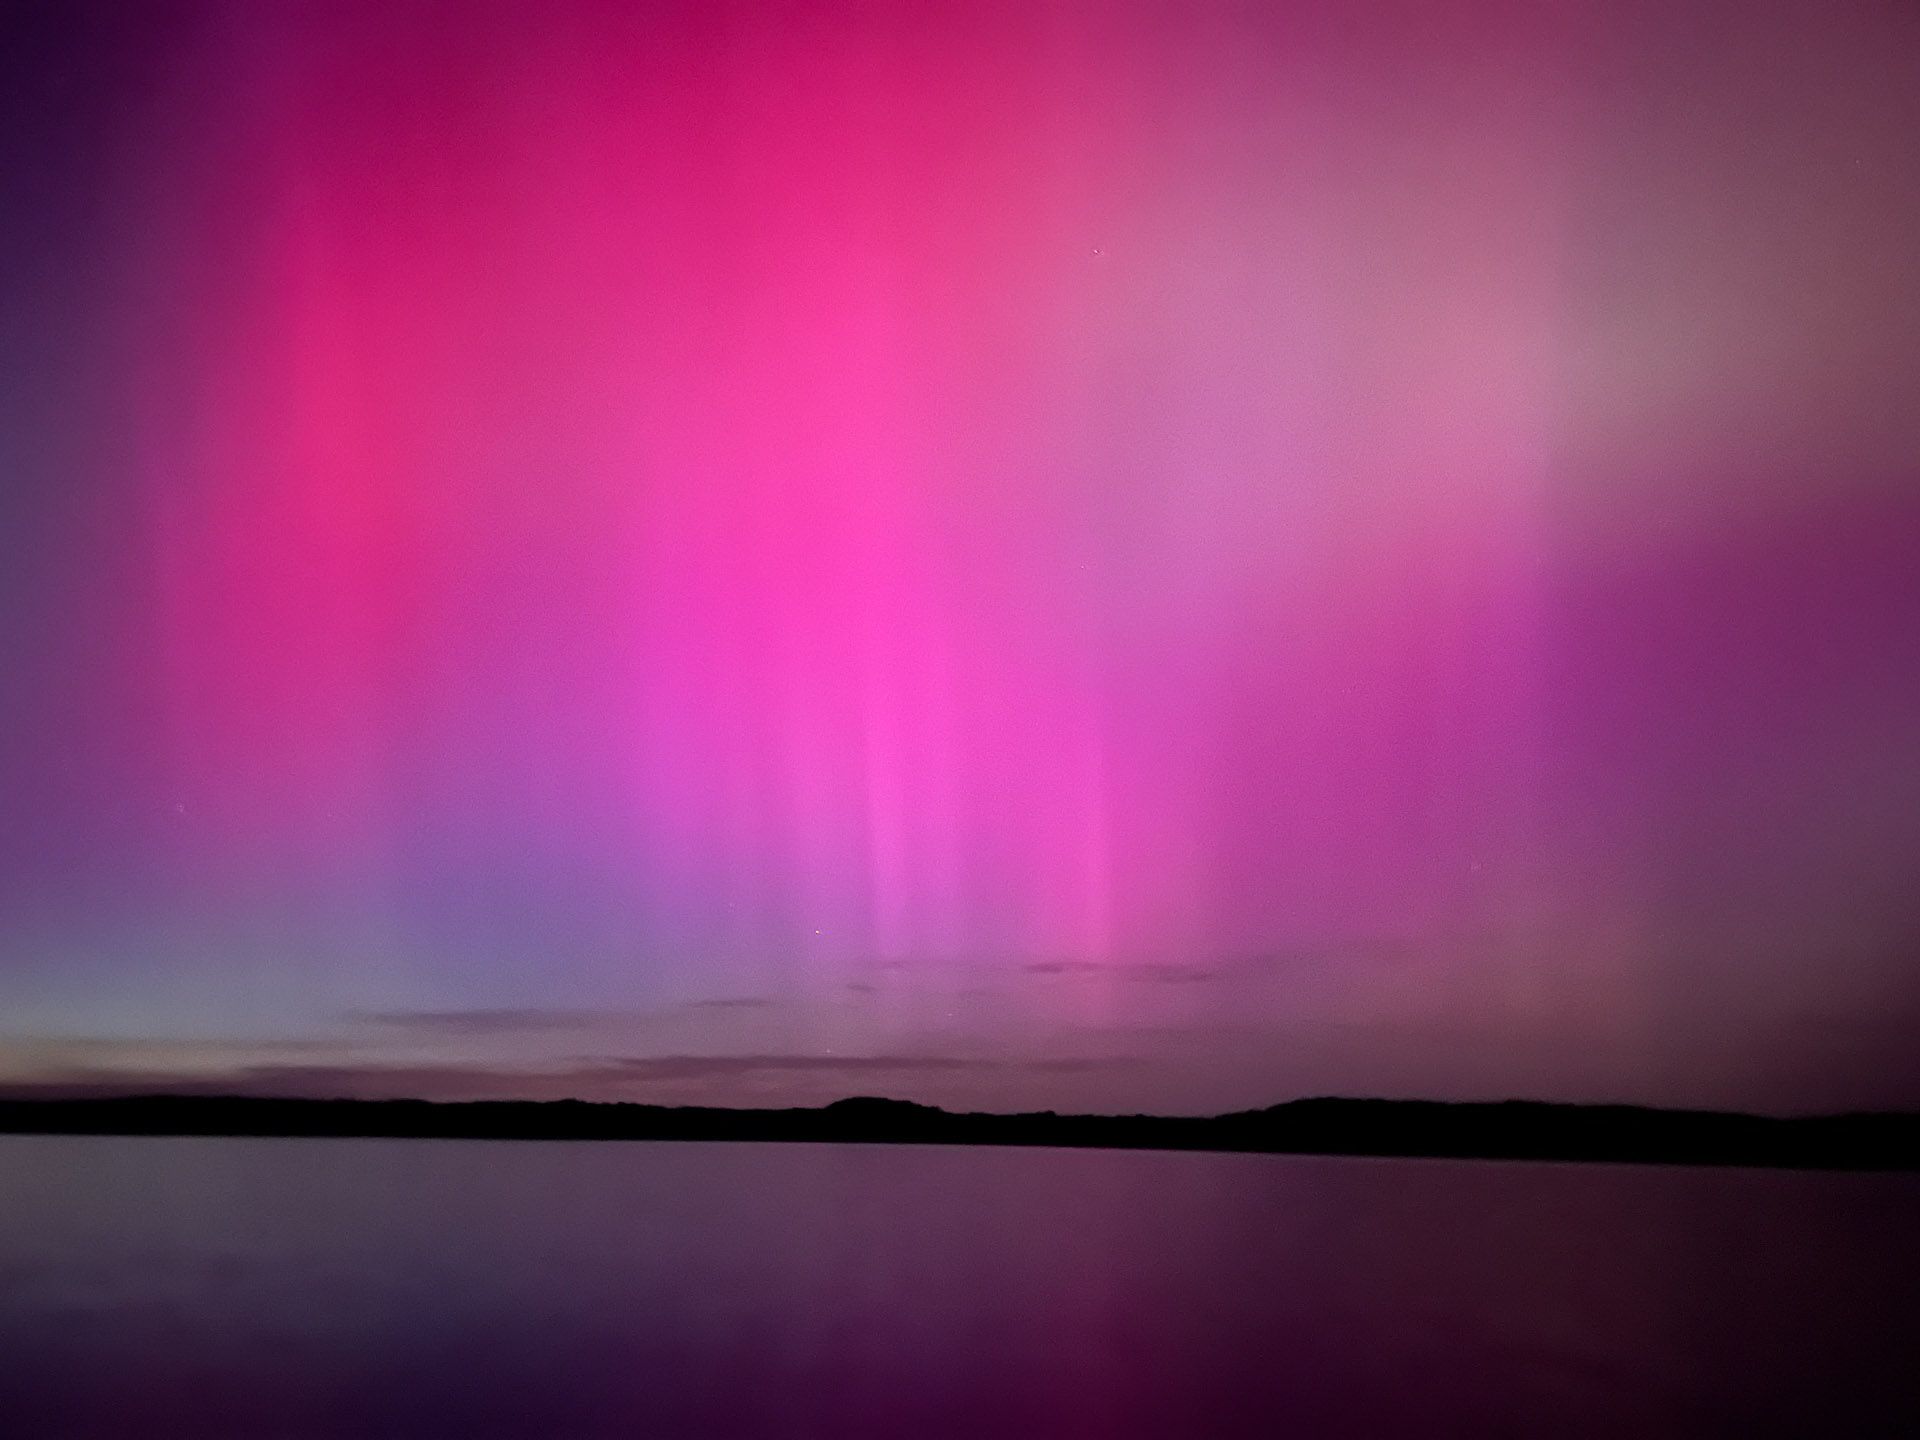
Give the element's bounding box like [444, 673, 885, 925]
[0, 1136, 1915, 1437]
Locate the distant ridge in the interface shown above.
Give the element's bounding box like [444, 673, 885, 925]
[1, 1094, 1915, 1171]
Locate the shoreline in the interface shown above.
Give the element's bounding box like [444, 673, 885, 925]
[3, 1094, 1914, 1172]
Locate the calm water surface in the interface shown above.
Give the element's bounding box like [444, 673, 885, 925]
[0, 1136, 1915, 1437]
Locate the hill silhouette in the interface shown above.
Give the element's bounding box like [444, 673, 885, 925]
[1, 1094, 1914, 1170]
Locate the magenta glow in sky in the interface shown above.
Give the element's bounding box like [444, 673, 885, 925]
[3, 0, 1918, 1114]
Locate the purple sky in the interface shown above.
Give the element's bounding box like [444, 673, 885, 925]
[2, 0, 1917, 1114]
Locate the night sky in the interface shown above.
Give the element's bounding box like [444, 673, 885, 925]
[3, 0, 1917, 1115]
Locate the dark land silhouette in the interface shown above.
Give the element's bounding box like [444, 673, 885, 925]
[1, 1093, 1914, 1170]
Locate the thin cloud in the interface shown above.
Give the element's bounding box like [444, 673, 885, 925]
[1022, 1056, 1150, 1073]
[685, 997, 776, 1010]
[597, 1054, 991, 1080]
[1021, 961, 1219, 984]
[349, 1008, 617, 1035]
[0, 1052, 1149, 1102]
[0, 1064, 534, 1101]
